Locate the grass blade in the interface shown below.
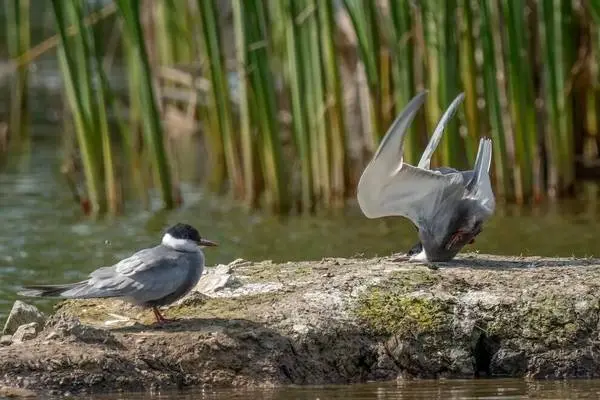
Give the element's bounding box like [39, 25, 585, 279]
[116, 0, 174, 209]
[197, 0, 244, 198]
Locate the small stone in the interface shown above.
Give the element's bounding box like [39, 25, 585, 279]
[174, 291, 209, 307]
[194, 273, 238, 296]
[0, 335, 12, 346]
[2, 301, 46, 335]
[212, 264, 233, 275]
[12, 322, 40, 343]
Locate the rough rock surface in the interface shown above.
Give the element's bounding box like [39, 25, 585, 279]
[1, 254, 600, 396]
[11, 322, 40, 344]
[2, 300, 46, 335]
[0, 335, 12, 346]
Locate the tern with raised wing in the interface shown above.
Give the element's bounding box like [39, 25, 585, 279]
[357, 91, 495, 261]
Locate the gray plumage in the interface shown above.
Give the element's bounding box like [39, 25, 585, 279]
[357, 91, 495, 262]
[19, 223, 217, 323]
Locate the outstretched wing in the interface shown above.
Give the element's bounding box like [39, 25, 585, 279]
[417, 93, 465, 170]
[357, 91, 466, 228]
[359, 161, 465, 228]
[368, 91, 429, 173]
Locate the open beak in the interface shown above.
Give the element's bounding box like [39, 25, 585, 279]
[199, 238, 218, 247]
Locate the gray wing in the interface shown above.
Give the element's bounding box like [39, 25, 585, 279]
[367, 91, 428, 174]
[417, 93, 465, 170]
[465, 137, 495, 214]
[357, 91, 466, 227]
[359, 161, 465, 228]
[64, 246, 200, 303]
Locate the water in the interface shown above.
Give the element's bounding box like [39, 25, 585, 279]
[82, 379, 600, 399]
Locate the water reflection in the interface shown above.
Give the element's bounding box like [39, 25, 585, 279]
[85, 379, 600, 399]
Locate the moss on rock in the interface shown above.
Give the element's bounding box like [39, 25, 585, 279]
[356, 289, 450, 337]
[487, 293, 600, 348]
[388, 269, 441, 290]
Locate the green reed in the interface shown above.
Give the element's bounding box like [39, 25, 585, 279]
[4, 0, 30, 143]
[277, 0, 314, 211]
[478, 0, 509, 199]
[458, 0, 479, 166]
[116, 0, 174, 209]
[52, 0, 106, 215]
[232, 0, 259, 209]
[538, 0, 570, 197]
[386, 0, 418, 164]
[501, 1, 539, 202]
[319, 0, 346, 206]
[422, 0, 463, 168]
[341, 0, 382, 151]
[197, 0, 244, 199]
[236, 0, 289, 212]
[8, 0, 600, 213]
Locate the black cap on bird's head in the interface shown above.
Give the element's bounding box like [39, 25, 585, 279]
[165, 223, 218, 248]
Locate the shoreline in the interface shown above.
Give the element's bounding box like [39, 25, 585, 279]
[1, 254, 599, 396]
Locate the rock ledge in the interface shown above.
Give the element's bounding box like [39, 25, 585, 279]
[1, 254, 599, 396]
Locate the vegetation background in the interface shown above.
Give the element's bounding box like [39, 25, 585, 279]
[1, 0, 599, 217]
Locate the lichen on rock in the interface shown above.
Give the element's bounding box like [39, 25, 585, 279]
[355, 269, 448, 337]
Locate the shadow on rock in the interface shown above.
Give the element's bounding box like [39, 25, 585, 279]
[420, 256, 594, 270]
[110, 316, 253, 333]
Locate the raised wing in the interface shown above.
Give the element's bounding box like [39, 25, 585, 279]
[358, 91, 427, 219]
[361, 161, 465, 227]
[357, 91, 466, 227]
[368, 91, 428, 173]
[465, 137, 495, 214]
[417, 93, 465, 170]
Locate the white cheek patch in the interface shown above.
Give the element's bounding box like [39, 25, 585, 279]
[162, 233, 199, 252]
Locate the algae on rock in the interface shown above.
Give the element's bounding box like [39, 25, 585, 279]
[356, 289, 450, 337]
